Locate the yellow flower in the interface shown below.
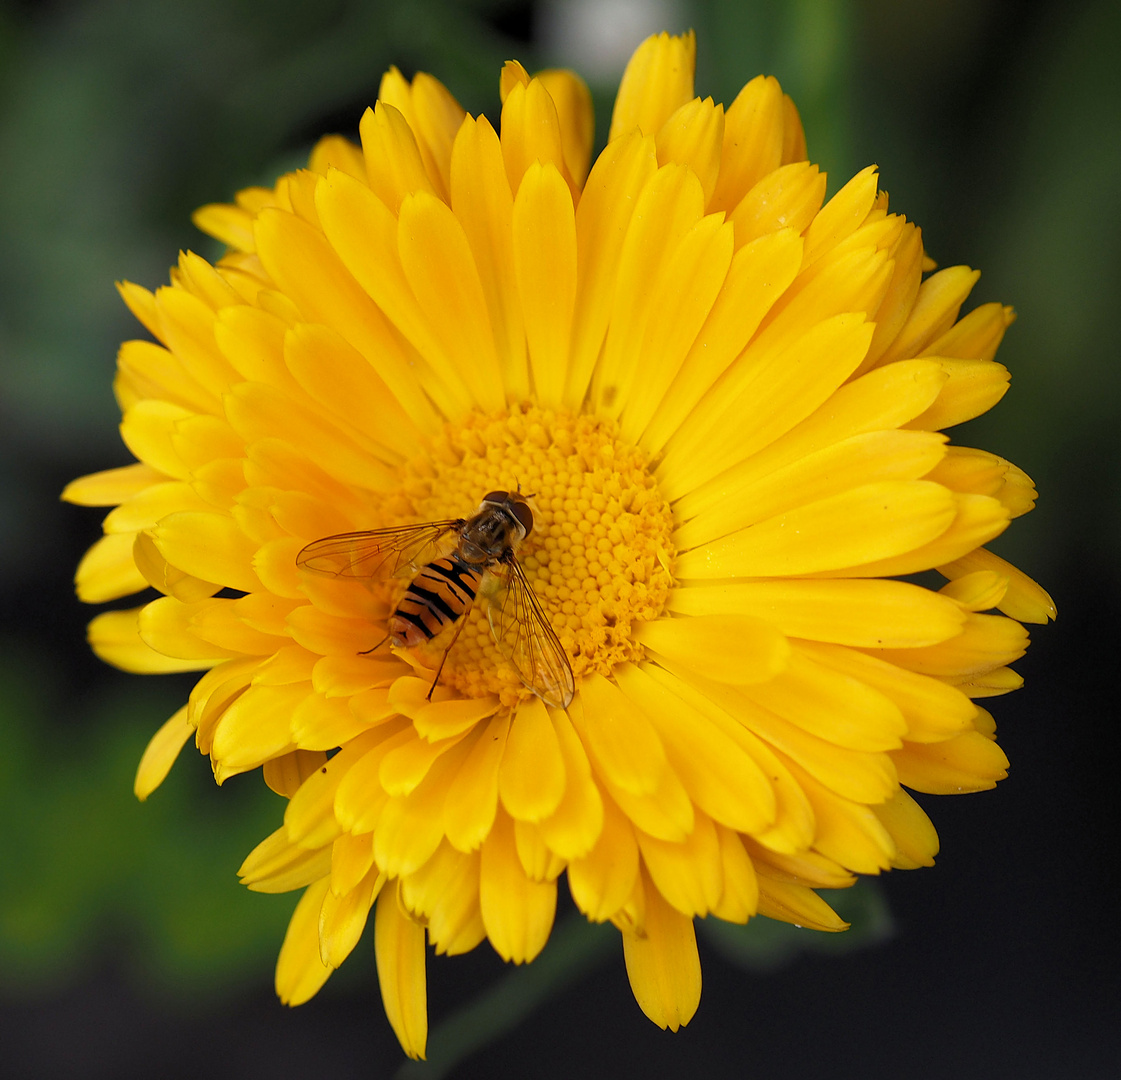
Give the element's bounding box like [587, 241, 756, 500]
[65, 31, 1054, 1058]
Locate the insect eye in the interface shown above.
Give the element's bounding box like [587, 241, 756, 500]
[509, 499, 533, 536]
[481, 490, 508, 504]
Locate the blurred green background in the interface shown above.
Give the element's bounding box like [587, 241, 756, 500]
[1, 0, 1118, 1076]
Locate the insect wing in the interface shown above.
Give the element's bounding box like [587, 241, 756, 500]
[297, 520, 461, 580]
[488, 556, 575, 709]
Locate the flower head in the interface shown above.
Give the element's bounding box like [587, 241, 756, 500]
[66, 31, 1053, 1057]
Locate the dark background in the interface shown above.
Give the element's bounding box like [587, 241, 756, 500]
[1, 0, 1118, 1077]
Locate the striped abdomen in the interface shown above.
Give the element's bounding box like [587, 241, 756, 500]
[388, 556, 481, 649]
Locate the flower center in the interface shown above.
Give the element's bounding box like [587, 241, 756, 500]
[386, 405, 676, 706]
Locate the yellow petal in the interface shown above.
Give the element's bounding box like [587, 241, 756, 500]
[615, 663, 776, 834]
[565, 130, 658, 409]
[397, 190, 506, 413]
[709, 825, 759, 923]
[307, 133, 366, 181]
[193, 201, 255, 252]
[925, 446, 1037, 518]
[263, 748, 330, 799]
[639, 227, 804, 455]
[329, 832, 376, 896]
[567, 793, 639, 921]
[499, 59, 530, 100]
[789, 763, 896, 874]
[675, 429, 948, 553]
[710, 75, 785, 213]
[535, 68, 594, 186]
[442, 713, 510, 852]
[617, 213, 735, 445]
[906, 358, 1010, 430]
[75, 532, 149, 603]
[283, 322, 418, 464]
[872, 788, 939, 869]
[388, 679, 501, 740]
[500, 77, 573, 198]
[400, 71, 465, 198]
[659, 312, 875, 500]
[319, 867, 383, 968]
[511, 161, 577, 409]
[119, 399, 192, 480]
[134, 705, 194, 800]
[238, 828, 333, 895]
[621, 868, 701, 1031]
[939, 547, 1056, 624]
[151, 284, 237, 401]
[102, 480, 215, 535]
[379, 729, 469, 798]
[151, 511, 262, 595]
[117, 279, 160, 338]
[555, 694, 674, 836]
[604, 760, 696, 843]
[728, 160, 826, 248]
[892, 730, 1009, 794]
[673, 358, 948, 523]
[479, 810, 556, 963]
[572, 674, 667, 795]
[536, 710, 605, 860]
[870, 611, 1028, 678]
[656, 96, 724, 206]
[854, 222, 924, 372]
[184, 597, 287, 655]
[675, 480, 957, 579]
[514, 819, 566, 882]
[926, 300, 1015, 362]
[740, 647, 908, 752]
[641, 664, 812, 853]
[879, 265, 981, 364]
[498, 697, 566, 823]
[188, 656, 259, 753]
[88, 607, 219, 674]
[780, 93, 807, 162]
[797, 639, 977, 743]
[359, 101, 436, 214]
[830, 492, 1009, 579]
[939, 569, 1009, 612]
[449, 115, 527, 399]
[637, 809, 723, 917]
[688, 674, 898, 804]
[635, 614, 790, 685]
[609, 31, 696, 142]
[374, 883, 428, 1060]
[374, 743, 468, 877]
[669, 578, 965, 649]
[256, 202, 439, 431]
[285, 727, 391, 848]
[62, 462, 165, 506]
[754, 872, 849, 931]
[210, 682, 308, 775]
[275, 877, 334, 1005]
[400, 841, 486, 956]
[591, 163, 706, 419]
[801, 165, 879, 267]
[332, 724, 413, 834]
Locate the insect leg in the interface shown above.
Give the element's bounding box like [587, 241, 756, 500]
[426, 616, 469, 700]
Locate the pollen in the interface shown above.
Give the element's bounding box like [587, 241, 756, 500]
[390, 404, 676, 706]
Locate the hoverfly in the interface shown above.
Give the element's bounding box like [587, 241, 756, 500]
[296, 490, 575, 709]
